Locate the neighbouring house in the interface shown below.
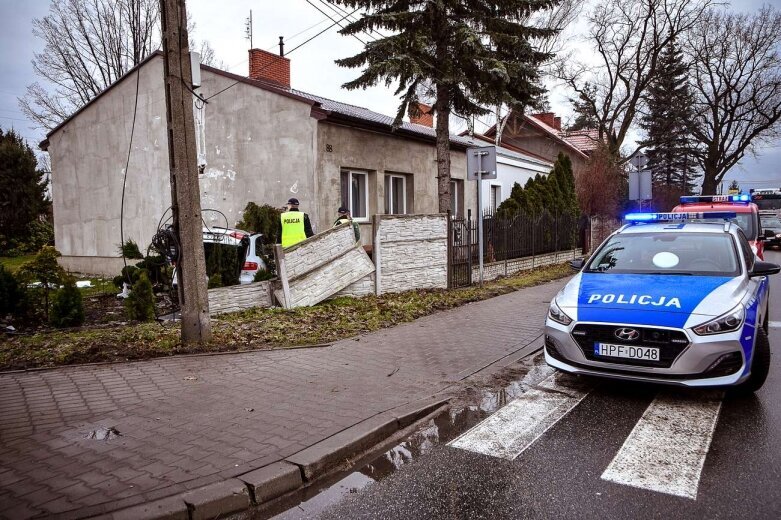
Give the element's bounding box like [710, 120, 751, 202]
[41, 48, 482, 276]
[466, 111, 597, 210]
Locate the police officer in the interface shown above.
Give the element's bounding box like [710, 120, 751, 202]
[280, 198, 314, 248]
[333, 206, 360, 242]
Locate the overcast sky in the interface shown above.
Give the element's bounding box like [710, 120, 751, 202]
[0, 0, 778, 191]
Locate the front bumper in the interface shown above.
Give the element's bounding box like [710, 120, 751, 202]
[544, 318, 750, 387]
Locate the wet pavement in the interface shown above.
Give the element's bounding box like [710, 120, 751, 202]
[268, 251, 781, 519]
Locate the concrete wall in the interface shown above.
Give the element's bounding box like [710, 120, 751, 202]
[375, 214, 448, 294]
[274, 224, 375, 308]
[314, 123, 471, 245]
[208, 280, 273, 315]
[474, 249, 584, 283]
[48, 55, 318, 276]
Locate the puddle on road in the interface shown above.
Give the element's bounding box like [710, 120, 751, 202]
[84, 426, 121, 441]
[257, 355, 555, 520]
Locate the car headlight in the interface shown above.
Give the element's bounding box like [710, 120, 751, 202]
[775, 233, 781, 238]
[548, 299, 573, 326]
[692, 304, 745, 335]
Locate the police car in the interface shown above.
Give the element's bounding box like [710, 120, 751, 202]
[544, 211, 780, 393]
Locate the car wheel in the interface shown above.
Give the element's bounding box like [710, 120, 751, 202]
[731, 327, 771, 395]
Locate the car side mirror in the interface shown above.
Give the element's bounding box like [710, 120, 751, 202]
[750, 260, 781, 278]
[570, 258, 585, 271]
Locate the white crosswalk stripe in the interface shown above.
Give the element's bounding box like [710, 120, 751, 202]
[447, 373, 592, 460]
[601, 391, 723, 500]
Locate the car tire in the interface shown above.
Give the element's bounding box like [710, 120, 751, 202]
[731, 327, 771, 395]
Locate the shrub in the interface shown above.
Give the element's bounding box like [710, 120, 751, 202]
[49, 276, 85, 327]
[237, 202, 282, 243]
[113, 265, 141, 289]
[208, 273, 223, 288]
[125, 272, 155, 321]
[118, 239, 144, 259]
[0, 264, 26, 316]
[253, 269, 274, 282]
[16, 246, 65, 318]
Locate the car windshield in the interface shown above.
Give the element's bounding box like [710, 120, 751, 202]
[586, 232, 740, 277]
[727, 213, 755, 239]
[761, 216, 781, 229]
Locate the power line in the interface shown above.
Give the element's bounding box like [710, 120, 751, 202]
[204, 6, 361, 102]
[119, 68, 141, 284]
[304, 0, 366, 45]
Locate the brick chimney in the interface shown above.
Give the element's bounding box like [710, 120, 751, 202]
[553, 116, 562, 130]
[531, 112, 557, 129]
[409, 102, 434, 127]
[248, 48, 290, 88]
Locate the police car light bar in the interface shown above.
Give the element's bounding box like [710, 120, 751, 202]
[679, 194, 750, 204]
[625, 211, 737, 223]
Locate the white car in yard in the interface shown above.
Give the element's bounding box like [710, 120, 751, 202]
[172, 227, 268, 287]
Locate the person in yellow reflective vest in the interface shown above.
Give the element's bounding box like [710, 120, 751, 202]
[333, 206, 360, 242]
[280, 197, 314, 248]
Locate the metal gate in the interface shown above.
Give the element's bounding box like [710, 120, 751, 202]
[448, 216, 473, 288]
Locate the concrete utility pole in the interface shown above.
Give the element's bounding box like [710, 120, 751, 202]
[160, 0, 212, 343]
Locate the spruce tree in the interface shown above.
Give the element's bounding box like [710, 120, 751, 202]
[640, 38, 699, 206]
[334, 0, 557, 212]
[0, 128, 50, 253]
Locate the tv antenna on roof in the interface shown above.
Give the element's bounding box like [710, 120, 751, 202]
[245, 10, 253, 48]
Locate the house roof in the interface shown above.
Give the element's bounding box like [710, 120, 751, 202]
[469, 134, 552, 168]
[41, 51, 474, 151]
[559, 128, 602, 154]
[481, 111, 589, 160]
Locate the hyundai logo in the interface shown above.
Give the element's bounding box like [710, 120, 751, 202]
[615, 327, 640, 341]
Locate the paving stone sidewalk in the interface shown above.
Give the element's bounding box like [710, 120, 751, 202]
[0, 278, 566, 519]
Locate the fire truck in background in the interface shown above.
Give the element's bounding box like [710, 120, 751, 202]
[750, 188, 781, 215]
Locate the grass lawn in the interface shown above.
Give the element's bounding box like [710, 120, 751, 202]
[0, 262, 572, 371]
[0, 255, 36, 273]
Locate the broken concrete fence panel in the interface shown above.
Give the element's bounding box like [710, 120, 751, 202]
[207, 280, 273, 315]
[274, 225, 375, 308]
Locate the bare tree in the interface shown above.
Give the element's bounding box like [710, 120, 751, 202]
[492, 0, 583, 146]
[556, 0, 712, 158]
[685, 6, 781, 194]
[19, 0, 220, 131]
[19, 0, 159, 130]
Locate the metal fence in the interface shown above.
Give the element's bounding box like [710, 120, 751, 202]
[447, 210, 588, 288]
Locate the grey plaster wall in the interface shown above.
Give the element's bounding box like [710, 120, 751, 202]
[47, 55, 318, 276]
[314, 123, 471, 245]
[49, 57, 171, 276]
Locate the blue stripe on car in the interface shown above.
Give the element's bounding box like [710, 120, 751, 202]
[577, 274, 733, 327]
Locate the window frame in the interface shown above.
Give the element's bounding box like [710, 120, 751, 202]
[385, 174, 407, 215]
[341, 170, 370, 222]
[450, 179, 461, 217]
[490, 184, 502, 212]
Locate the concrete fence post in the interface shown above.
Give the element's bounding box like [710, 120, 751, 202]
[373, 215, 382, 296]
[274, 244, 292, 309]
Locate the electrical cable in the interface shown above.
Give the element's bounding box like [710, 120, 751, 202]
[119, 68, 141, 288]
[306, 0, 366, 44]
[204, 7, 361, 102]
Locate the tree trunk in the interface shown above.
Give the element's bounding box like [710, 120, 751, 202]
[435, 83, 452, 213]
[700, 166, 719, 195]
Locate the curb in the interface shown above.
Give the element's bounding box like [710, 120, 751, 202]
[94, 396, 449, 520]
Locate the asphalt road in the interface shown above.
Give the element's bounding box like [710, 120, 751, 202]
[301, 250, 781, 520]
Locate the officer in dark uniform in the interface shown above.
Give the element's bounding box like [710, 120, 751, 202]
[280, 198, 314, 248]
[333, 206, 360, 242]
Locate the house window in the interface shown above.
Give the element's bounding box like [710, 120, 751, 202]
[450, 179, 462, 217]
[341, 170, 369, 220]
[384, 174, 407, 214]
[490, 185, 502, 213]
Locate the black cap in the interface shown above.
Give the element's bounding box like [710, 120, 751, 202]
[287, 197, 300, 205]
[338, 206, 349, 214]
